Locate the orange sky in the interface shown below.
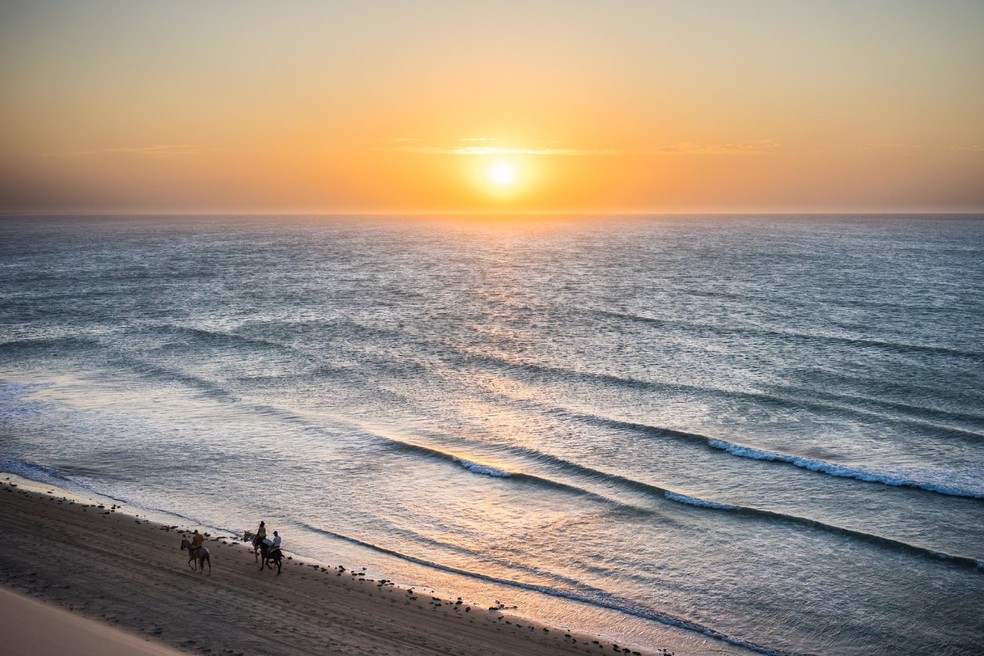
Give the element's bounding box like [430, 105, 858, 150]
[1, 1, 982, 214]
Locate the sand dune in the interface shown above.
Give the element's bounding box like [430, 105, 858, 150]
[0, 587, 188, 656]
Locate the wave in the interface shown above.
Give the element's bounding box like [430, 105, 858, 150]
[152, 324, 293, 352]
[0, 457, 237, 538]
[463, 351, 984, 442]
[661, 489, 984, 571]
[295, 521, 800, 656]
[769, 384, 984, 433]
[380, 439, 648, 513]
[106, 355, 241, 403]
[384, 441, 515, 480]
[0, 335, 102, 353]
[0, 381, 51, 423]
[706, 439, 984, 500]
[0, 458, 70, 487]
[458, 459, 512, 478]
[594, 308, 984, 361]
[562, 411, 984, 500]
[382, 440, 515, 477]
[133, 322, 436, 387]
[376, 435, 983, 571]
[662, 491, 737, 511]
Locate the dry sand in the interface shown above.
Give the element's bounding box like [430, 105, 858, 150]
[0, 480, 665, 656]
[0, 587, 188, 656]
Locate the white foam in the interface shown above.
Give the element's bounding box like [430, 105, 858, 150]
[663, 491, 737, 510]
[707, 439, 984, 499]
[458, 459, 512, 477]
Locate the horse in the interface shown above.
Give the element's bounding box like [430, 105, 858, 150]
[180, 539, 211, 574]
[258, 542, 283, 575]
[245, 530, 264, 563]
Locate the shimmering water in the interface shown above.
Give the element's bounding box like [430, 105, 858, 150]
[2, 215, 982, 655]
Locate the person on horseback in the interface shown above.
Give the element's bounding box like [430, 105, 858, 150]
[252, 521, 266, 551]
[258, 530, 284, 574]
[190, 529, 204, 556]
[181, 532, 211, 574]
[261, 530, 282, 556]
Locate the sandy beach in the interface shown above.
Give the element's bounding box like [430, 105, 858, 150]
[0, 479, 663, 656]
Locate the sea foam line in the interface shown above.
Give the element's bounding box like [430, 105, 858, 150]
[705, 439, 984, 499]
[458, 459, 512, 477]
[566, 412, 984, 500]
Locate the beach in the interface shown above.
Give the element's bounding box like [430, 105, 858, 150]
[0, 479, 663, 656]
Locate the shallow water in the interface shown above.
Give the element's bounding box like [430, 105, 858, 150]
[1, 215, 982, 655]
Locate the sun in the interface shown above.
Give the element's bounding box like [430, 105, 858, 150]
[470, 155, 535, 201]
[488, 160, 518, 187]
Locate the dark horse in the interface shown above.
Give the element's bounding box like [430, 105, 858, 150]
[180, 539, 211, 574]
[245, 530, 282, 574]
[246, 531, 264, 563]
[258, 542, 283, 574]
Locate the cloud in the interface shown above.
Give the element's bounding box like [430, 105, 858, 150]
[399, 145, 625, 156]
[386, 138, 625, 156]
[39, 144, 210, 158]
[654, 139, 781, 155]
[858, 143, 924, 152]
[385, 137, 779, 157]
[949, 144, 984, 152]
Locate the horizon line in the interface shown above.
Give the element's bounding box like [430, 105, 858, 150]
[2, 209, 984, 218]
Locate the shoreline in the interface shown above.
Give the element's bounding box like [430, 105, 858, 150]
[1, 477, 674, 656]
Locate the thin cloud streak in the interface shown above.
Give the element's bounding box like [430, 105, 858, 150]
[387, 139, 780, 157]
[40, 145, 211, 158]
[394, 145, 625, 156]
[655, 139, 781, 155]
[858, 143, 924, 152]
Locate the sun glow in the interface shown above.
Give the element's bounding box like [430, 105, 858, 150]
[474, 156, 537, 202]
[488, 160, 519, 187]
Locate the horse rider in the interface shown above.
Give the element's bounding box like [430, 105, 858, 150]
[261, 530, 280, 551]
[253, 521, 266, 550]
[190, 529, 205, 556]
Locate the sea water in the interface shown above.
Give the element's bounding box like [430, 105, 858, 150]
[1, 215, 982, 655]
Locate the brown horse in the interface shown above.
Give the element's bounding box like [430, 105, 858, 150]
[180, 539, 211, 574]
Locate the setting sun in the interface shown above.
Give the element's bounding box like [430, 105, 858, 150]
[473, 156, 535, 201]
[488, 161, 518, 187]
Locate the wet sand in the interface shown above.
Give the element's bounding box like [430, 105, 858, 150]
[0, 480, 664, 656]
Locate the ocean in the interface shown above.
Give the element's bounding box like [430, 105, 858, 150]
[1, 215, 982, 655]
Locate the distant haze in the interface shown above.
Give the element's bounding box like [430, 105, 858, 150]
[1, 0, 983, 214]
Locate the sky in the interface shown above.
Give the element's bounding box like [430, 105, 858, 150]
[1, 0, 982, 214]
